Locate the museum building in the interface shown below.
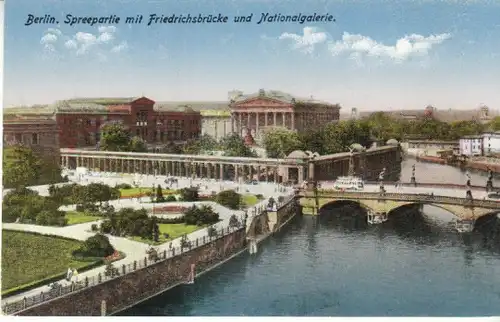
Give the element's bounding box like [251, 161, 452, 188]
[3, 96, 202, 151]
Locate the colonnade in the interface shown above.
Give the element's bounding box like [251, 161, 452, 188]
[60, 155, 306, 183]
[230, 111, 295, 136]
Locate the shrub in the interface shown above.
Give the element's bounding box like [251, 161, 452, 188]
[183, 205, 219, 226]
[73, 233, 115, 258]
[278, 196, 285, 203]
[179, 187, 199, 202]
[215, 190, 241, 210]
[256, 194, 264, 200]
[91, 224, 98, 232]
[165, 195, 177, 202]
[115, 183, 132, 190]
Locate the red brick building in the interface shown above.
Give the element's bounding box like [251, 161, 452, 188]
[3, 96, 202, 151]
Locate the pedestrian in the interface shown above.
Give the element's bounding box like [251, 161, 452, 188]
[66, 267, 73, 281]
[73, 269, 79, 283]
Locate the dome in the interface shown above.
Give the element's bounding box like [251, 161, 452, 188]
[386, 139, 399, 146]
[350, 143, 365, 152]
[305, 150, 320, 158]
[287, 150, 308, 159]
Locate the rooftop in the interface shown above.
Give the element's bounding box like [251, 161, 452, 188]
[231, 89, 336, 106]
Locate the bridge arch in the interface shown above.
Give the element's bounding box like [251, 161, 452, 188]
[319, 199, 374, 215]
[387, 202, 461, 219]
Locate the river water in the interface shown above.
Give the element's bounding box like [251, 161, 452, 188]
[122, 160, 500, 316]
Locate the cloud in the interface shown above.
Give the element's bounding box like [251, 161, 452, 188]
[328, 32, 451, 62]
[40, 31, 58, 52]
[98, 26, 117, 34]
[38, 25, 127, 59]
[278, 27, 328, 54]
[111, 41, 128, 53]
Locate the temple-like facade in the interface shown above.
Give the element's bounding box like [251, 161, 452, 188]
[229, 89, 341, 143]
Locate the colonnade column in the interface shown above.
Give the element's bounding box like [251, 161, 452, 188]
[255, 113, 259, 137]
[298, 166, 304, 183]
[291, 112, 295, 130]
[219, 164, 224, 181]
[282, 112, 286, 127]
[265, 112, 268, 128]
[238, 113, 243, 135]
[273, 112, 277, 127]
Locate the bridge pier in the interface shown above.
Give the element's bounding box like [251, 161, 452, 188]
[367, 211, 388, 225]
[455, 219, 475, 233]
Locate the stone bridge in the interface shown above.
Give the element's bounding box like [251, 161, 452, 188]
[299, 190, 500, 223]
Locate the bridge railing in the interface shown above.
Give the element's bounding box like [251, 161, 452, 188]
[350, 182, 487, 190]
[2, 216, 247, 316]
[301, 190, 500, 208]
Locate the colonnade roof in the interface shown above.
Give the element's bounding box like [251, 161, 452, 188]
[60, 148, 306, 166]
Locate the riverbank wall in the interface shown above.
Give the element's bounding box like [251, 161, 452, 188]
[12, 228, 246, 316]
[408, 155, 500, 175]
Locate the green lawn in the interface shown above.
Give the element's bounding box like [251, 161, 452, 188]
[242, 194, 259, 207]
[1, 230, 100, 293]
[65, 211, 102, 225]
[119, 187, 176, 198]
[129, 223, 204, 245]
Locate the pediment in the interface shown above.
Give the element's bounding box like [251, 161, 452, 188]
[132, 97, 156, 105]
[233, 97, 291, 108]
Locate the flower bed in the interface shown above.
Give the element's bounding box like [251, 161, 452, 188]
[104, 250, 122, 262]
[152, 205, 189, 213]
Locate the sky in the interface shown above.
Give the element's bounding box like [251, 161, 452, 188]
[3, 0, 500, 111]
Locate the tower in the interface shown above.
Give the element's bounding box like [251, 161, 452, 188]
[351, 107, 358, 120]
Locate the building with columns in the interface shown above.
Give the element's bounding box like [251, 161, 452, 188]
[229, 89, 341, 143]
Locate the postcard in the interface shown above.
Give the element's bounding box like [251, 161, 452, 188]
[1, 0, 500, 318]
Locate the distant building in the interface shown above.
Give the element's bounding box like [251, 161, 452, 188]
[3, 96, 202, 152]
[459, 132, 500, 156]
[481, 132, 500, 156]
[3, 115, 60, 161]
[344, 104, 499, 123]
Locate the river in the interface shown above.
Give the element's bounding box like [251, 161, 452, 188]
[121, 160, 500, 316]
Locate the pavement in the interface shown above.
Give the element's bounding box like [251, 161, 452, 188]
[2, 173, 294, 306]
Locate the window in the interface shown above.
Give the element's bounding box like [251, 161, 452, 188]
[136, 129, 140, 136]
[31, 133, 39, 145]
[15, 134, 22, 143]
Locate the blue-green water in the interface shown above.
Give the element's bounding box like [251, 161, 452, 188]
[122, 161, 500, 316]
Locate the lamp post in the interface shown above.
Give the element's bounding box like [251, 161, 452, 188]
[465, 171, 473, 201]
[410, 164, 416, 186]
[486, 168, 494, 192]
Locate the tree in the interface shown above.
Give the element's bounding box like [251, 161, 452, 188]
[321, 121, 372, 154]
[298, 128, 327, 155]
[151, 217, 160, 242]
[488, 117, 500, 131]
[156, 184, 165, 203]
[74, 233, 115, 258]
[262, 128, 303, 158]
[3, 146, 42, 189]
[215, 190, 241, 210]
[164, 142, 182, 154]
[219, 134, 257, 157]
[183, 134, 219, 154]
[179, 187, 199, 202]
[129, 136, 148, 152]
[99, 123, 131, 152]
